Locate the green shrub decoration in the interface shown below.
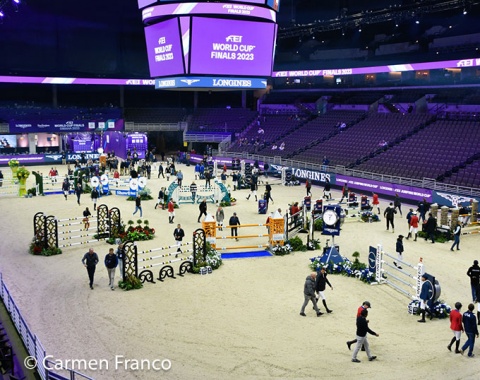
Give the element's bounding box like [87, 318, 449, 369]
[119, 274, 143, 291]
[314, 218, 323, 231]
[289, 236, 307, 251]
[29, 238, 62, 256]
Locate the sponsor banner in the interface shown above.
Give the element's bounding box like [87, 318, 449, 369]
[336, 174, 432, 203]
[9, 119, 124, 134]
[272, 57, 480, 78]
[431, 191, 479, 208]
[156, 76, 267, 89]
[289, 167, 333, 185]
[0, 154, 45, 165]
[115, 189, 131, 196]
[66, 152, 100, 163]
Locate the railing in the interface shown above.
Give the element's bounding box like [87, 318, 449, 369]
[184, 133, 231, 143]
[124, 122, 183, 132]
[0, 272, 93, 380]
[224, 151, 480, 198]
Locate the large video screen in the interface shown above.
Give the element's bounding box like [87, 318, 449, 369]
[189, 17, 276, 77]
[144, 18, 185, 77]
[0, 135, 17, 149]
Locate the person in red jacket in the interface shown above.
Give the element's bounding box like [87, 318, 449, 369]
[448, 302, 463, 353]
[406, 211, 419, 241]
[167, 199, 175, 224]
[372, 192, 380, 214]
[347, 301, 371, 350]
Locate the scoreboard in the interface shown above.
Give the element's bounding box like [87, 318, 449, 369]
[138, 0, 279, 90]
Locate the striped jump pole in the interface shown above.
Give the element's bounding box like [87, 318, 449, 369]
[57, 216, 97, 222]
[56, 220, 98, 227]
[216, 234, 269, 239]
[58, 232, 100, 241]
[217, 244, 270, 251]
[375, 244, 424, 300]
[59, 239, 105, 248]
[137, 241, 192, 255]
[138, 249, 194, 262]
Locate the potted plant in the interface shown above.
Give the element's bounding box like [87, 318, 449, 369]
[16, 167, 30, 196]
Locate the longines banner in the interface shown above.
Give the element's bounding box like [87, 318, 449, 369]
[9, 119, 124, 133]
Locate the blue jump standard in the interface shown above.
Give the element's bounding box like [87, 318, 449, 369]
[221, 250, 272, 259]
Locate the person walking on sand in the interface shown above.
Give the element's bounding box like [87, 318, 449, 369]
[168, 199, 175, 224]
[82, 207, 92, 231]
[82, 248, 99, 290]
[91, 187, 99, 211]
[314, 267, 333, 314]
[300, 272, 322, 317]
[104, 248, 118, 290]
[451, 222, 462, 251]
[372, 192, 380, 214]
[229, 212, 241, 241]
[132, 194, 142, 217]
[461, 303, 479, 357]
[347, 301, 372, 350]
[216, 206, 225, 231]
[173, 224, 185, 254]
[75, 183, 82, 205]
[447, 302, 463, 354]
[394, 235, 404, 269]
[384, 202, 396, 232]
[198, 198, 207, 223]
[351, 309, 379, 363]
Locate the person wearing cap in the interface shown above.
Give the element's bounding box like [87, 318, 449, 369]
[314, 267, 333, 314]
[394, 235, 404, 269]
[300, 272, 322, 317]
[461, 303, 479, 357]
[467, 260, 480, 303]
[347, 301, 371, 350]
[447, 302, 463, 353]
[406, 211, 419, 241]
[229, 212, 241, 241]
[418, 273, 434, 323]
[351, 309, 379, 363]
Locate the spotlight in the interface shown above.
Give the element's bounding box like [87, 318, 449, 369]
[358, 27, 362, 32]
[415, 20, 420, 24]
[463, 9, 467, 15]
[13, 0, 20, 3]
[0, 11, 4, 17]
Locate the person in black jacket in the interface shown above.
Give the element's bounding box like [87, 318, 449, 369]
[91, 187, 99, 211]
[394, 235, 404, 269]
[198, 198, 207, 223]
[467, 260, 480, 303]
[300, 272, 322, 317]
[229, 212, 241, 241]
[424, 213, 437, 243]
[174, 224, 185, 254]
[384, 202, 396, 232]
[82, 248, 99, 290]
[104, 248, 118, 291]
[351, 309, 379, 363]
[315, 267, 333, 313]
